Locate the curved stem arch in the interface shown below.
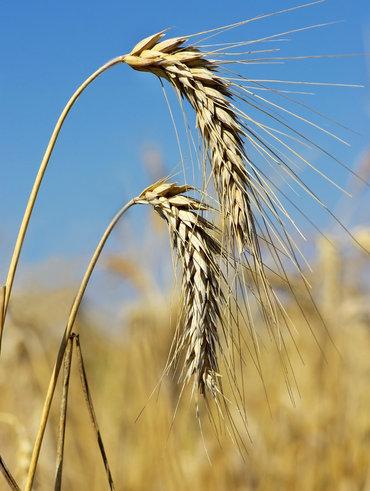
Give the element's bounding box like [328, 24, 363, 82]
[2, 55, 125, 323]
[25, 198, 136, 491]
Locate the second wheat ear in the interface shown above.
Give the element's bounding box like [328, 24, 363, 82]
[137, 181, 225, 397]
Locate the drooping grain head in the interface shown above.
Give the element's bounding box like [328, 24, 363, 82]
[125, 33, 257, 258]
[123, 31, 281, 338]
[124, 24, 355, 401]
[137, 181, 224, 397]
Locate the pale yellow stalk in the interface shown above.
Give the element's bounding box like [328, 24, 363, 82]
[25, 199, 134, 491]
[1, 56, 124, 340]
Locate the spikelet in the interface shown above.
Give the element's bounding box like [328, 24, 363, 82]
[136, 181, 224, 397]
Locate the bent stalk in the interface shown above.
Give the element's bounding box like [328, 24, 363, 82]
[1, 55, 125, 334]
[25, 199, 134, 491]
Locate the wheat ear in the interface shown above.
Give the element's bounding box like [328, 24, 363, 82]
[123, 33, 279, 334]
[124, 34, 259, 255]
[137, 181, 224, 397]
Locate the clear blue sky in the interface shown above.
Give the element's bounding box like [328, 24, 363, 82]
[1, 0, 370, 282]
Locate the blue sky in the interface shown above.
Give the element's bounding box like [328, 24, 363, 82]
[1, 0, 370, 284]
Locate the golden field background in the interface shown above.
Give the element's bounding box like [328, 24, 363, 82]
[1, 3, 369, 488]
[0, 216, 369, 491]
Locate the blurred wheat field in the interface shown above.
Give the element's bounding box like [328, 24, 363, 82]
[1, 3, 370, 489]
[1, 229, 369, 491]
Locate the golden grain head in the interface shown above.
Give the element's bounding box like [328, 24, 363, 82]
[125, 34, 257, 256]
[137, 180, 224, 397]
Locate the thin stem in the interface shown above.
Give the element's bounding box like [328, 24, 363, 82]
[0, 285, 5, 354]
[54, 335, 74, 491]
[25, 199, 135, 491]
[0, 455, 20, 491]
[1, 55, 125, 330]
[75, 335, 115, 490]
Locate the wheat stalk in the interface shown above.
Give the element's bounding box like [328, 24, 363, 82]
[0, 455, 20, 491]
[0, 57, 125, 349]
[54, 335, 74, 491]
[25, 199, 135, 490]
[25, 181, 226, 488]
[137, 181, 225, 397]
